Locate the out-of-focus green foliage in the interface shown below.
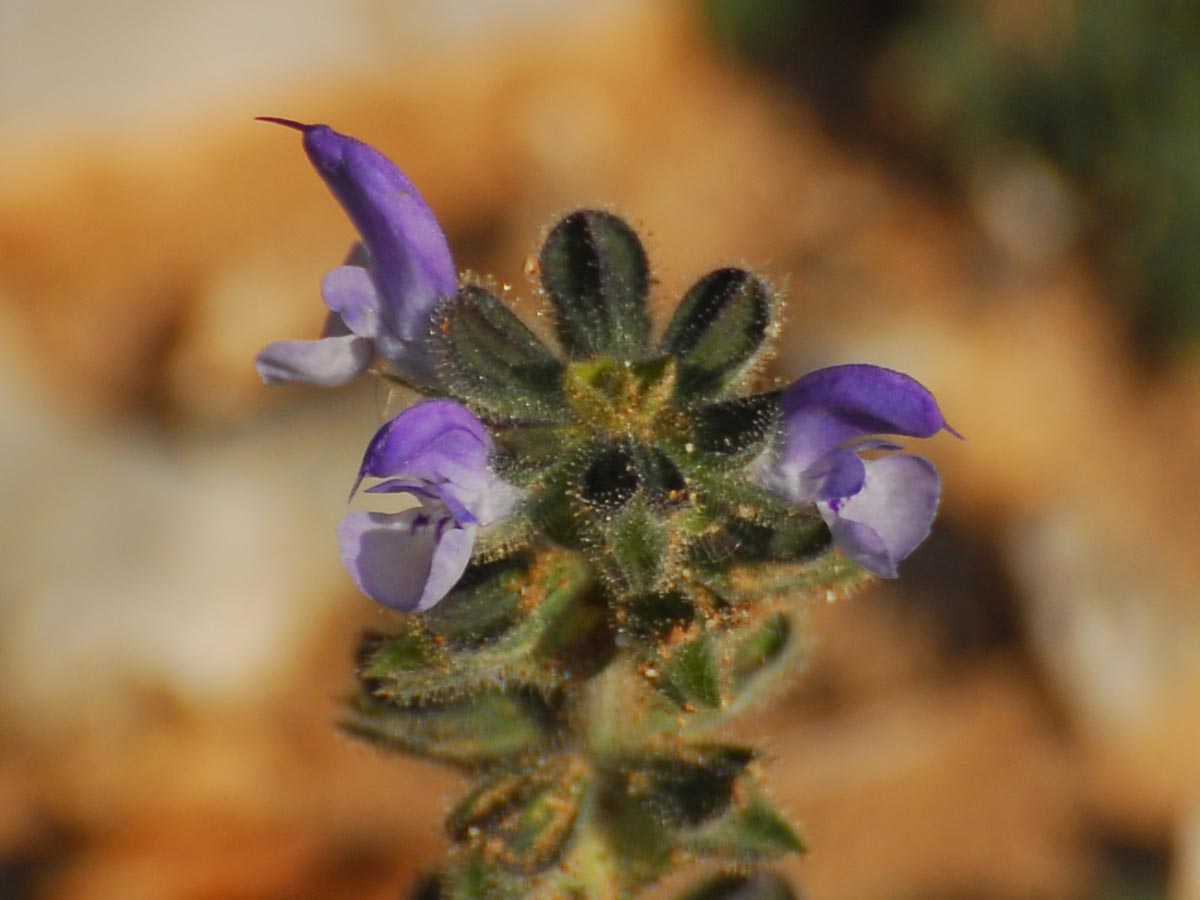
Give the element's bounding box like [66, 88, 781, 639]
[702, 0, 1200, 348]
[703, 0, 812, 59]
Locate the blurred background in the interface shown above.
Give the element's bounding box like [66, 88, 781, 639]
[2, 1, 1199, 898]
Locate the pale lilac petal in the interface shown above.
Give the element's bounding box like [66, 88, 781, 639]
[298, 124, 457, 341]
[470, 477, 522, 527]
[795, 438, 904, 503]
[763, 447, 866, 506]
[780, 364, 955, 473]
[420, 521, 478, 611]
[255, 335, 372, 386]
[321, 265, 384, 340]
[818, 454, 941, 578]
[357, 399, 491, 486]
[338, 509, 475, 612]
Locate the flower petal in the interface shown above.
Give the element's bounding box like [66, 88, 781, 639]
[255, 334, 373, 386]
[299, 125, 457, 343]
[338, 509, 476, 612]
[356, 399, 491, 487]
[779, 364, 954, 473]
[321, 265, 384, 340]
[471, 477, 523, 527]
[761, 446, 866, 506]
[818, 453, 941, 578]
[366, 477, 478, 524]
[421, 521, 478, 611]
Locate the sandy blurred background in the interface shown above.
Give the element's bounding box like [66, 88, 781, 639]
[2, 1, 1199, 898]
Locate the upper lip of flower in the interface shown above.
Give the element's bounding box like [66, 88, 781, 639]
[253, 119, 458, 388]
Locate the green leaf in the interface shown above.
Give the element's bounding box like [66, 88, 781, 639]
[540, 210, 651, 359]
[631, 443, 690, 511]
[659, 633, 723, 710]
[625, 590, 696, 642]
[341, 687, 561, 769]
[720, 514, 831, 562]
[662, 267, 772, 399]
[594, 501, 672, 596]
[423, 553, 536, 648]
[729, 613, 793, 696]
[356, 626, 439, 682]
[687, 791, 805, 862]
[442, 851, 520, 900]
[688, 392, 781, 470]
[630, 746, 755, 828]
[435, 285, 568, 423]
[699, 550, 865, 605]
[448, 759, 588, 874]
[492, 424, 572, 482]
[524, 460, 588, 549]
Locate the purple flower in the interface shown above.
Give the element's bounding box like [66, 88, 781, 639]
[254, 119, 458, 387]
[339, 399, 519, 612]
[758, 364, 959, 578]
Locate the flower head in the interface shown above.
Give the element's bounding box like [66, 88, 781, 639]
[339, 399, 519, 612]
[254, 119, 458, 387]
[758, 364, 959, 578]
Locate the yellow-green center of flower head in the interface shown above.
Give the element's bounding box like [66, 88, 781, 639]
[562, 356, 679, 443]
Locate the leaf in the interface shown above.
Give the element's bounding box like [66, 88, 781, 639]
[688, 392, 781, 469]
[659, 633, 723, 710]
[729, 613, 793, 696]
[624, 590, 696, 642]
[720, 515, 831, 562]
[593, 500, 672, 596]
[435, 285, 568, 423]
[686, 791, 805, 862]
[540, 210, 651, 359]
[448, 759, 588, 874]
[700, 550, 866, 605]
[341, 687, 562, 769]
[423, 553, 537, 648]
[631, 443, 690, 511]
[661, 268, 772, 399]
[442, 851, 521, 900]
[630, 746, 755, 828]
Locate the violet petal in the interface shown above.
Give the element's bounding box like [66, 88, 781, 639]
[321, 265, 384, 340]
[255, 335, 373, 386]
[779, 364, 954, 473]
[470, 477, 522, 527]
[356, 399, 491, 488]
[420, 521, 478, 611]
[763, 446, 866, 506]
[338, 509, 476, 612]
[818, 453, 941, 578]
[300, 125, 457, 345]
